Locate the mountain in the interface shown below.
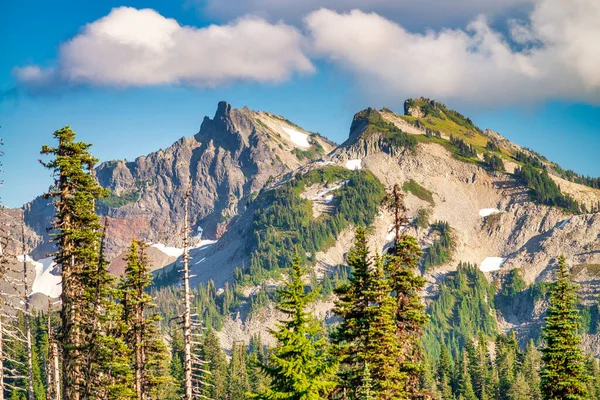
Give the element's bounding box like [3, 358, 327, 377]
[8, 98, 600, 355]
[18, 101, 336, 265]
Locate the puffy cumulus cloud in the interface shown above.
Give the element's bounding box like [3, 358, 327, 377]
[14, 7, 313, 90]
[199, 0, 531, 30]
[305, 0, 600, 105]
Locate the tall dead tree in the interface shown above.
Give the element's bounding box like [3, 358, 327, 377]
[47, 300, 61, 400]
[21, 218, 34, 400]
[182, 187, 193, 400]
[180, 186, 212, 400]
[0, 212, 28, 398]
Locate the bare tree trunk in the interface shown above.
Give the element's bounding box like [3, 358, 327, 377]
[0, 309, 4, 400]
[182, 187, 193, 400]
[47, 302, 61, 400]
[22, 219, 34, 400]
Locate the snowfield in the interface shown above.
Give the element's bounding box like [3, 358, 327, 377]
[18, 255, 62, 298]
[151, 239, 218, 258]
[479, 208, 500, 217]
[151, 243, 184, 257]
[345, 159, 362, 170]
[282, 127, 310, 148]
[479, 257, 506, 272]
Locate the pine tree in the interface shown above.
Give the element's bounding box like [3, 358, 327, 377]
[227, 342, 250, 400]
[202, 330, 227, 400]
[119, 239, 172, 399]
[522, 340, 541, 400]
[540, 255, 588, 400]
[382, 183, 427, 396]
[507, 373, 530, 400]
[40, 126, 133, 399]
[436, 343, 453, 399]
[332, 228, 372, 393]
[456, 350, 477, 400]
[253, 254, 337, 400]
[364, 255, 406, 399]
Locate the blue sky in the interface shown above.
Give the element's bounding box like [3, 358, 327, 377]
[1, 0, 599, 208]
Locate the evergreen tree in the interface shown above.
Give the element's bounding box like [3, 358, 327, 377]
[40, 126, 133, 399]
[507, 373, 530, 400]
[227, 342, 250, 400]
[540, 255, 588, 400]
[522, 340, 542, 400]
[331, 228, 372, 393]
[253, 254, 336, 400]
[436, 343, 453, 399]
[202, 330, 228, 400]
[119, 239, 172, 399]
[364, 255, 406, 399]
[383, 184, 428, 396]
[169, 326, 185, 396]
[456, 350, 477, 400]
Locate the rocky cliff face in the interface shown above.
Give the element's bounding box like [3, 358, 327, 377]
[21, 101, 335, 264]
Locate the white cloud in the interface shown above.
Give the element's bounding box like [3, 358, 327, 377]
[14, 7, 313, 89]
[305, 0, 600, 105]
[13, 0, 600, 106]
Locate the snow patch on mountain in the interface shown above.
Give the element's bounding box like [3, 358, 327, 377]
[282, 127, 310, 148]
[151, 239, 218, 258]
[17, 255, 62, 298]
[151, 243, 184, 257]
[479, 208, 500, 217]
[311, 180, 348, 201]
[345, 159, 362, 170]
[479, 257, 506, 272]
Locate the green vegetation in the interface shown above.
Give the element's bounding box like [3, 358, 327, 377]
[98, 189, 140, 209]
[422, 221, 453, 270]
[402, 179, 434, 204]
[484, 152, 505, 172]
[424, 263, 498, 359]
[450, 135, 478, 159]
[541, 255, 588, 399]
[414, 208, 431, 229]
[242, 166, 385, 284]
[514, 163, 580, 212]
[351, 108, 417, 150]
[485, 140, 500, 152]
[254, 255, 337, 400]
[402, 98, 487, 149]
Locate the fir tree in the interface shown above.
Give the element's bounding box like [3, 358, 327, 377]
[364, 255, 406, 399]
[118, 239, 172, 399]
[332, 228, 372, 393]
[383, 184, 427, 396]
[522, 340, 542, 400]
[254, 254, 336, 400]
[201, 330, 228, 400]
[40, 126, 133, 399]
[227, 342, 250, 400]
[540, 255, 588, 400]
